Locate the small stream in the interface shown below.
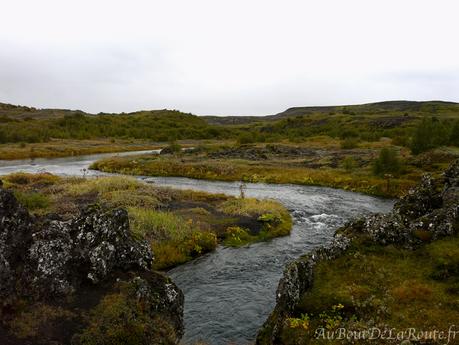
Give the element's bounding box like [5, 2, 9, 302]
[0, 151, 394, 345]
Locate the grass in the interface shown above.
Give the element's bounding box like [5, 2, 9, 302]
[91, 135, 459, 198]
[13, 191, 51, 212]
[272, 235, 459, 344]
[219, 198, 292, 245]
[0, 138, 164, 160]
[90, 148, 417, 198]
[128, 207, 218, 269]
[2, 173, 292, 270]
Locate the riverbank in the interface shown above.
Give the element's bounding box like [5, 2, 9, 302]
[0, 151, 393, 344]
[90, 142, 459, 198]
[257, 159, 459, 345]
[2, 172, 292, 270]
[0, 138, 166, 160]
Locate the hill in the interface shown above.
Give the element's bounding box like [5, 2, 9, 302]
[0, 100, 458, 151]
[0, 103, 221, 143]
[203, 100, 459, 125]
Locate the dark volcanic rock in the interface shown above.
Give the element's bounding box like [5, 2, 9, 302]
[0, 189, 184, 345]
[257, 159, 459, 345]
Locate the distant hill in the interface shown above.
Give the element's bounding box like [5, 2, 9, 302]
[0, 102, 89, 120]
[0, 100, 458, 145]
[0, 102, 216, 144]
[203, 100, 459, 125]
[274, 100, 459, 118]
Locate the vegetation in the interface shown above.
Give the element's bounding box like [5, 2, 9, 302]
[2, 173, 292, 270]
[92, 137, 459, 197]
[372, 147, 402, 176]
[1, 100, 459, 198]
[0, 138, 164, 160]
[74, 281, 178, 345]
[1, 101, 458, 154]
[275, 234, 459, 344]
[410, 117, 452, 154]
[0, 106, 225, 144]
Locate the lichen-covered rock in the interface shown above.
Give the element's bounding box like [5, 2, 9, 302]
[339, 160, 459, 246]
[0, 189, 34, 300]
[28, 206, 153, 297]
[0, 189, 184, 345]
[257, 159, 459, 345]
[257, 235, 350, 344]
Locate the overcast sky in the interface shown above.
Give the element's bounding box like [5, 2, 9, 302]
[0, 0, 458, 116]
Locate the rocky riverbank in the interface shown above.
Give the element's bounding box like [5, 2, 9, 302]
[257, 159, 459, 345]
[0, 187, 184, 345]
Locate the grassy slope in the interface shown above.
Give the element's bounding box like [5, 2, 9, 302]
[2, 173, 291, 270]
[0, 103, 224, 146]
[272, 234, 459, 345]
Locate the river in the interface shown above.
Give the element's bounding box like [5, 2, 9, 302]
[0, 151, 394, 345]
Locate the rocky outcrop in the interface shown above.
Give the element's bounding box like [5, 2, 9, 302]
[0, 188, 184, 345]
[257, 159, 459, 344]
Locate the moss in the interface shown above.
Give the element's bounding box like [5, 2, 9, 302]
[73, 287, 177, 345]
[8, 303, 75, 339]
[275, 235, 459, 344]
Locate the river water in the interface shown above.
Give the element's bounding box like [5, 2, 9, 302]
[0, 151, 394, 345]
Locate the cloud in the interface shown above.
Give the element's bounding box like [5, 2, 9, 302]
[0, 0, 458, 115]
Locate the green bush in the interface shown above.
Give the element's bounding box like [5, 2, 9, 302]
[373, 148, 402, 176]
[14, 191, 50, 211]
[410, 117, 449, 154]
[166, 141, 182, 154]
[340, 138, 359, 149]
[237, 132, 256, 145]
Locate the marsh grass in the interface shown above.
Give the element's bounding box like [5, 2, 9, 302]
[93, 155, 417, 197]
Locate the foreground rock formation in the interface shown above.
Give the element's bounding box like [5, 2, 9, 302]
[257, 159, 459, 344]
[0, 187, 184, 345]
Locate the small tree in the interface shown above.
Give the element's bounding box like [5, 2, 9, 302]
[410, 117, 449, 154]
[237, 133, 255, 145]
[373, 148, 402, 176]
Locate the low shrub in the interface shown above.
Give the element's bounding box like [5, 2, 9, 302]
[14, 191, 51, 211]
[373, 147, 402, 176]
[340, 137, 359, 149]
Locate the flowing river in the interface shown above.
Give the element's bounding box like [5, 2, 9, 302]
[0, 151, 394, 345]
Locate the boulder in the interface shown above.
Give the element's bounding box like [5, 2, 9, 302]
[0, 188, 184, 345]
